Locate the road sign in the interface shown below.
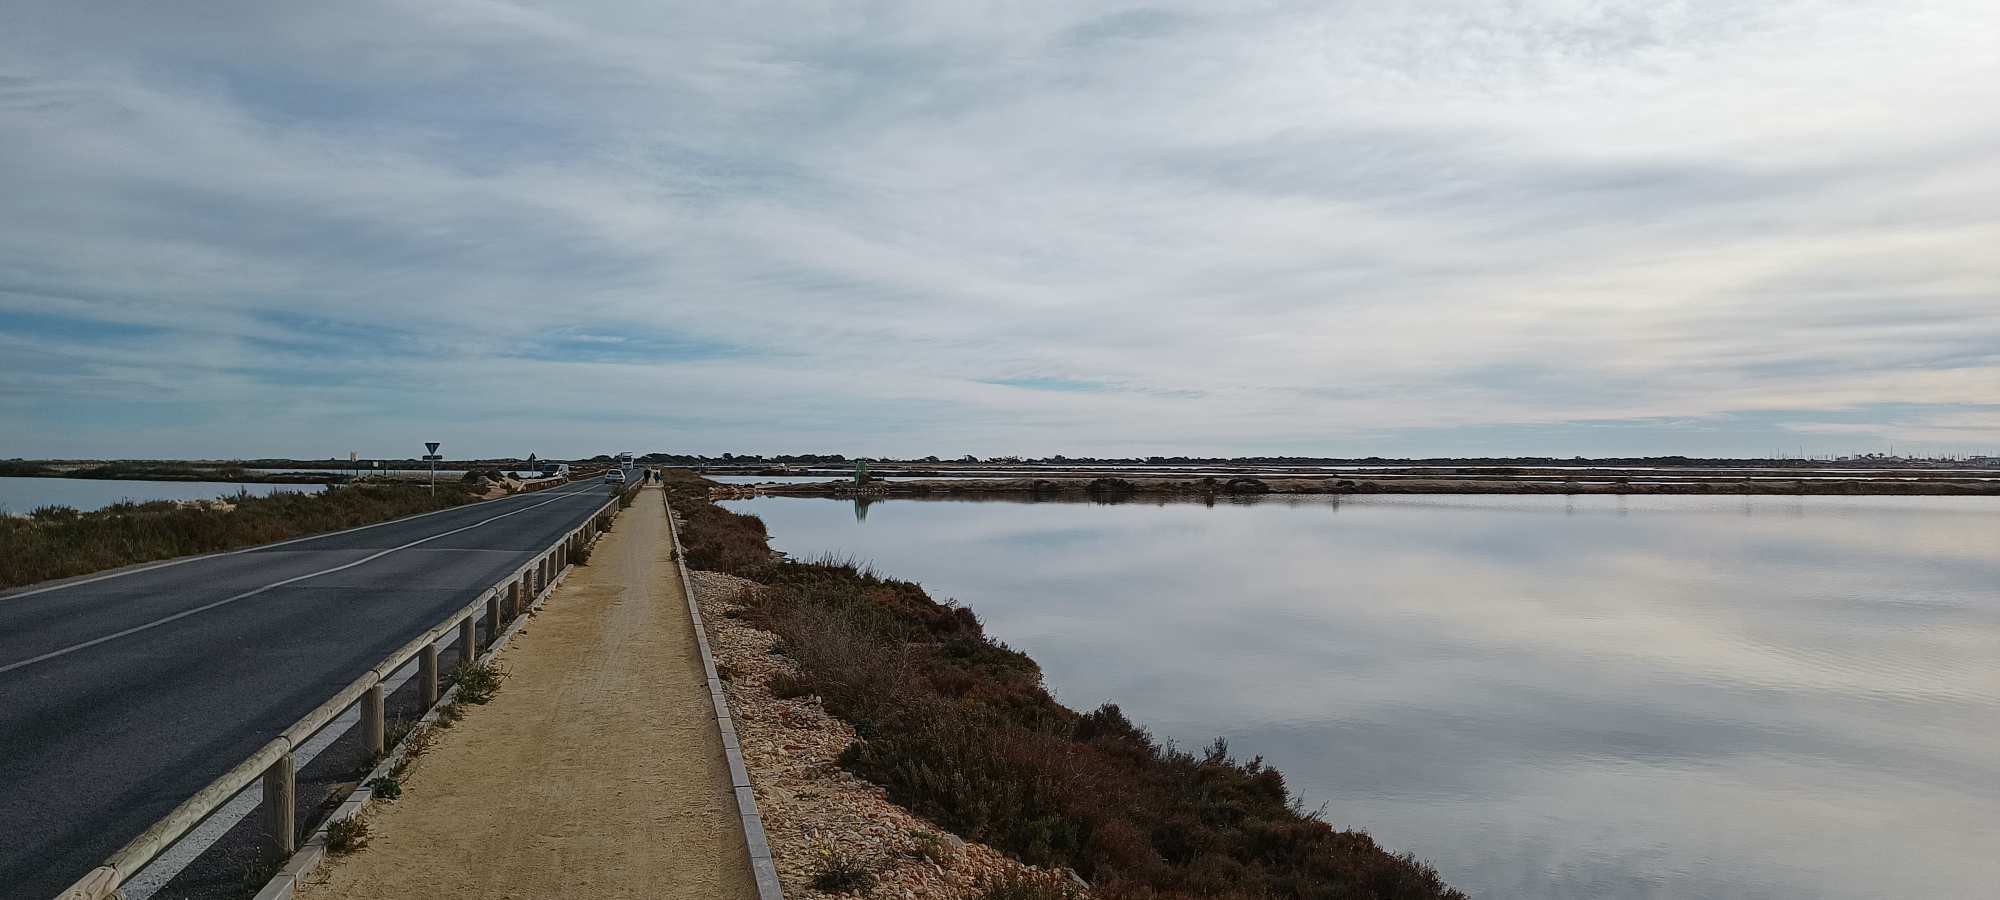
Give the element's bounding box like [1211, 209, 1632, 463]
[422, 442, 442, 497]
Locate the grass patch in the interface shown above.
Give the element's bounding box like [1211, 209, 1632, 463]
[402, 723, 435, 758]
[447, 659, 506, 705]
[573, 544, 593, 565]
[0, 482, 481, 590]
[360, 716, 424, 772]
[325, 816, 370, 855]
[662, 469, 1465, 900]
[811, 845, 875, 894]
[365, 773, 403, 801]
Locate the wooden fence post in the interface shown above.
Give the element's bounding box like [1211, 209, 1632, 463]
[420, 644, 439, 709]
[361, 683, 385, 758]
[263, 751, 296, 858]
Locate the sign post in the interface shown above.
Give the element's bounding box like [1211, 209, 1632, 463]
[423, 442, 442, 498]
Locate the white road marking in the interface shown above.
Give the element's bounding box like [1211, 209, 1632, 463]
[0, 488, 602, 676]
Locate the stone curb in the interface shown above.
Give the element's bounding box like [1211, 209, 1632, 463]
[663, 490, 787, 900]
[246, 507, 613, 900]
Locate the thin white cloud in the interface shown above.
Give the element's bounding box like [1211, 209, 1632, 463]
[1, 0, 1996, 457]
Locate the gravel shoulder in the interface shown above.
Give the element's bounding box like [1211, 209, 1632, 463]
[304, 485, 756, 900]
[690, 569, 1086, 900]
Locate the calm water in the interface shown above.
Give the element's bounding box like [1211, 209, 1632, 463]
[0, 476, 323, 514]
[706, 475, 849, 484]
[722, 493, 2000, 900]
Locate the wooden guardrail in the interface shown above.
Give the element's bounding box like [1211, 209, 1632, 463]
[55, 489, 631, 900]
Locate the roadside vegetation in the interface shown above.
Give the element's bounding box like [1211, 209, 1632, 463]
[0, 460, 343, 483]
[0, 482, 482, 590]
[663, 470, 1465, 900]
[325, 815, 371, 855]
[446, 658, 507, 705]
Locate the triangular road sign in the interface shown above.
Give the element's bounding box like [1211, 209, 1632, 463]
[425, 442, 441, 454]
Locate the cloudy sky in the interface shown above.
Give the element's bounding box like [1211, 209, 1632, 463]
[3, 1, 1997, 460]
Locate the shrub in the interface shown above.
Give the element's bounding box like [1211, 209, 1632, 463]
[811, 845, 875, 894]
[1085, 477, 1135, 496]
[683, 504, 771, 573]
[383, 716, 419, 748]
[326, 816, 370, 855]
[1223, 477, 1270, 494]
[448, 659, 506, 705]
[401, 724, 435, 759]
[768, 670, 815, 699]
[366, 774, 402, 800]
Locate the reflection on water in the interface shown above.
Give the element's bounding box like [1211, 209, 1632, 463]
[722, 493, 2000, 900]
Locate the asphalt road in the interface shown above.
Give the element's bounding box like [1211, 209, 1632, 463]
[0, 478, 631, 898]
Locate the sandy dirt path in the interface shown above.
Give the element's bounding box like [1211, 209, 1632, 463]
[307, 484, 755, 900]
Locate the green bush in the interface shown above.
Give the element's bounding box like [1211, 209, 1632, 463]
[365, 774, 403, 800]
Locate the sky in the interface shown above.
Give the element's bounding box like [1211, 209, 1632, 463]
[2, 1, 1997, 461]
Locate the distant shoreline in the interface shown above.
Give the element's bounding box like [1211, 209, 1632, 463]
[725, 473, 2000, 498]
